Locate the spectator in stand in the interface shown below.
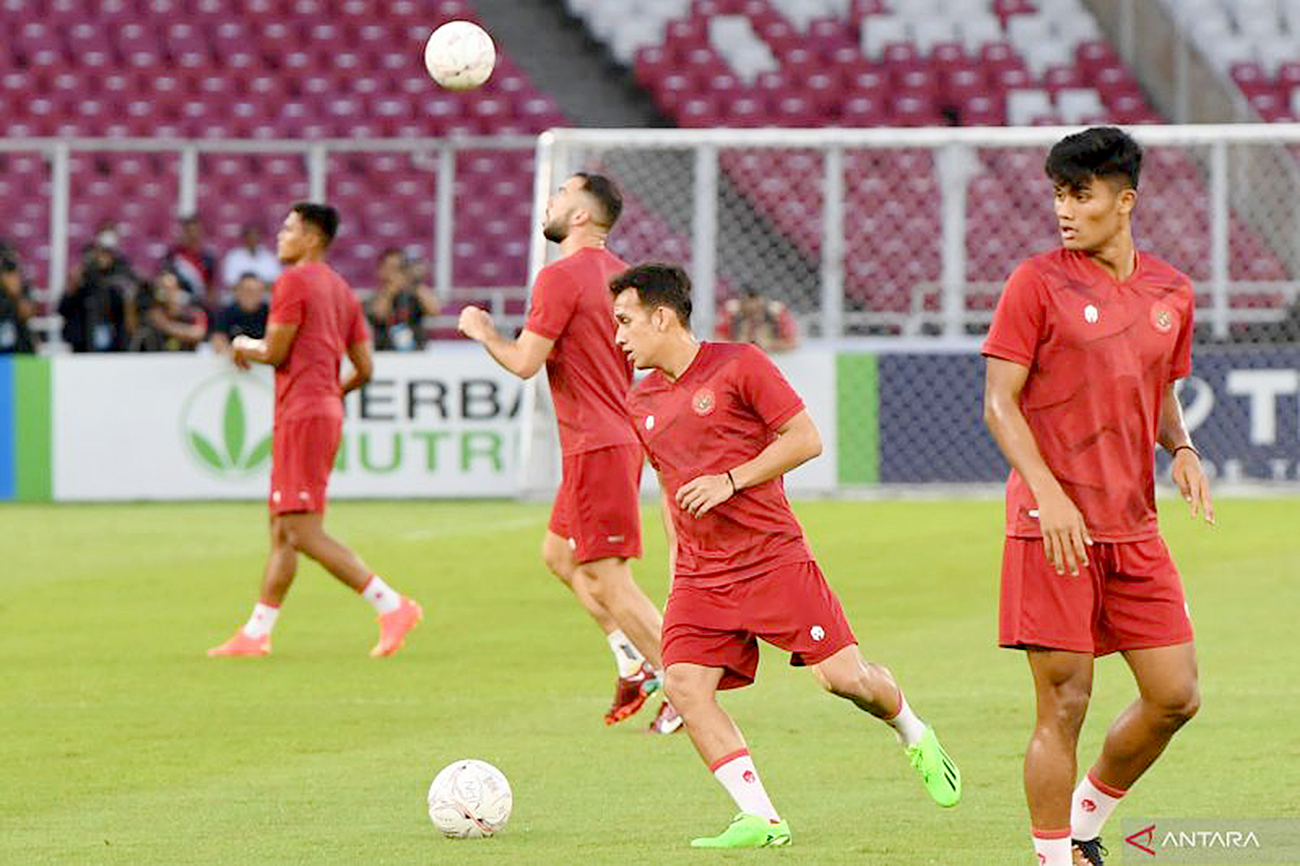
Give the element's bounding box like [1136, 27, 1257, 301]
[220, 222, 281, 294]
[0, 254, 39, 353]
[210, 272, 269, 353]
[366, 248, 440, 351]
[135, 271, 208, 352]
[163, 214, 218, 308]
[714, 284, 800, 353]
[59, 237, 134, 352]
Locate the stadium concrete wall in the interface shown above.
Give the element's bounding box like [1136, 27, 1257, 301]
[1, 346, 1297, 502]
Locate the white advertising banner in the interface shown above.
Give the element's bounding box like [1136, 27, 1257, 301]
[50, 346, 837, 501]
[53, 347, 524, 501]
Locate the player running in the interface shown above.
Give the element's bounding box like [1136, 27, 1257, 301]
[982, 127, 1213, 866]
[208, 203, 422, 658]
[457, 173, 678, 733]
[611, 263, 961, 848]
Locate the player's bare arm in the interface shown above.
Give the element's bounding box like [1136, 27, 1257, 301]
[341, 338, 374, 395]
[1157, 381, 1214, 525]
[983, 356, 1092, 576]
[676, 409, 821, 518]
[231, 322, 299, 370]
[457, 305, 554, 379]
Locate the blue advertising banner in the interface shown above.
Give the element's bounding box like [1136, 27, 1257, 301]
[874, 346, 1300, 484]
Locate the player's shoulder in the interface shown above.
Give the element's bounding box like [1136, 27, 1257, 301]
[1137, 251, 1194, 291]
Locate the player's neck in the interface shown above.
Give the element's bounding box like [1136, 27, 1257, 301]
[558, 231, 607, 258]
[659, 334, 700, 382]
[1086, 231, 1136, 281]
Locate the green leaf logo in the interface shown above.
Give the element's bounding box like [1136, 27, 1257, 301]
[190, 432, 225, 470]
[223, 386, 246, 466]
[180, 372, 273, 477]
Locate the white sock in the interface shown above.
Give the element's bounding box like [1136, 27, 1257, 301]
[710, 749, 780, 823]
[606, 629, 645, 677]
[242, 602, 279, 638]
[1031, 830, 1072, 865]
[885, 689, 927, 747]
[361, 575, 402, 614]
[1071, 772, 1126, 841]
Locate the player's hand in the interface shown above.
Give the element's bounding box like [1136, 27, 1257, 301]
[1035, 487, 1092, 576]
[230, 335, 256, 370]
[675, 473, 733, 518]
[457, 306, 494, 342]
[1171, 448, 1215, 526]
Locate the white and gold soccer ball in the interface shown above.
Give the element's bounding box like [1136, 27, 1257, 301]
[423, 20, 496, 91]
[426, 758, 513, 838]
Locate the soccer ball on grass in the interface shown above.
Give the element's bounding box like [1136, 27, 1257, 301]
[426, 758, 513, 838]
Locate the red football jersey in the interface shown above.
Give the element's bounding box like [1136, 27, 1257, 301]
[982, 249, 1195, 542]
[628, 342, 813, 587]
[525, 247, 638, 455]
[268, 261, 369, 422]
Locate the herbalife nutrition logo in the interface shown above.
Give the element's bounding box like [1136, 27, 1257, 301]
[181, 371, 273, 476]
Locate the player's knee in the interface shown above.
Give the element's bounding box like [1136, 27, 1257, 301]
[540, 544, 571, 582]
[1153, 682, 1200, 727]
[1040, 682, 1091, 733]
[662, 667, 707, 713]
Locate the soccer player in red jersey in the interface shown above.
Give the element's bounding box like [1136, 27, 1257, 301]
[982, 128, 1214, 866]
[457, 174, 677, 732]
[208, 203, 423, 659]
[610, 264, 961, 848]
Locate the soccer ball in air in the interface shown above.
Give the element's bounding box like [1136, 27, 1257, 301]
[426, 759, 513, 838]
[424, 20, 496, 91]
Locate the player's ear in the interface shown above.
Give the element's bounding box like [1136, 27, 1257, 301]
[1117, 186, 1137, 216]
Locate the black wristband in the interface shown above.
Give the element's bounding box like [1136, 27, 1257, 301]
[725, 470, 736, 495]
[1172, 444, 1200, 459]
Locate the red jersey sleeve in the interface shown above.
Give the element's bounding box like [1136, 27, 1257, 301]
[1169, 285, 1194, 380]
[268, 269, 306, 326]
[524, 266, 577, 341]
[346, 295, 370, 346]
[982, 261, 1046, 367]
[736, 345, 805, 430]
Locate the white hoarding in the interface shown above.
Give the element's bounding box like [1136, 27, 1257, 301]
[50, 346, 837, 501]
[53, 348, 524, 500]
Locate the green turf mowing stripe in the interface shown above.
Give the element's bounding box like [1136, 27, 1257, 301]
[13, 355, 51, 501]
[836, 353, 878, 484]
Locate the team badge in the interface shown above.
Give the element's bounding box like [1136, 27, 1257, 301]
[691, 387, 716, 416]
[1150, 302, 1174, 333]
[1083, 303, 1099, 323]
[644, 414, 655, 430]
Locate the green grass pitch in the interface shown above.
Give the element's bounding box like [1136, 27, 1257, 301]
[3, 497, 1297, 864]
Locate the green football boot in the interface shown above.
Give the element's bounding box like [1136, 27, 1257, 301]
[689, 812, 792, 848]
[906, 725, 962, 807]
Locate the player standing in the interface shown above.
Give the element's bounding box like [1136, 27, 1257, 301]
[208, 203, 422, 658]
[981, 128, 1213, 866]
[611, 263, 961, 848]
[457, 173, 677, 732]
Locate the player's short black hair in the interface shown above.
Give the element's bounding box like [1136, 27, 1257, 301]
[1045, 126, 1142, 191]
[574, 172, 623, 229]
[291, 202, 340, 246]
[610, 263, 692, 327]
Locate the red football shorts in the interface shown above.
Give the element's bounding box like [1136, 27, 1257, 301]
[999, 535, 1194, 656]
[269, 415, 341, 515]
[549, 443, 643, 563]
[662, 560, 858, 690]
